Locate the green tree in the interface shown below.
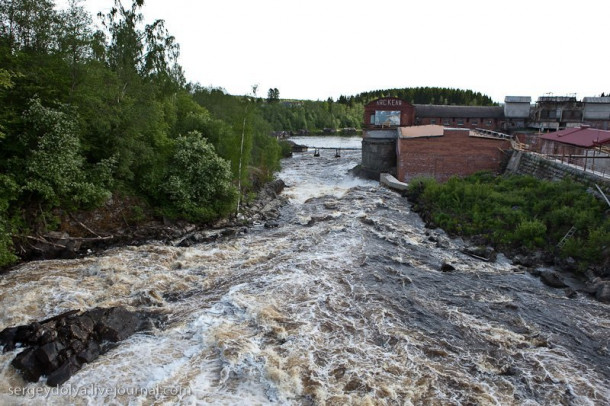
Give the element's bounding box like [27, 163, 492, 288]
[22, 98, 113, 209]
[267, 87, 279, 103]
[160, 132, 237, 222]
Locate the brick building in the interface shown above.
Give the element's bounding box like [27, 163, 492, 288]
[364, 97, 415, 128]
[396, 126, 512, 182]
[361, 97, 513, 181]
[414, 105, 505, 130]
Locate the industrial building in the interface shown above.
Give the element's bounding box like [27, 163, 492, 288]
[360, 94, 610, 182]
[361, 97, 512, 182]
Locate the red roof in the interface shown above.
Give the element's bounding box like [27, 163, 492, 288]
[540, 127, 610, 147]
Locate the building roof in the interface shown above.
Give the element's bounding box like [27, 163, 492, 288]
[505, 96, 531, 103]
[414, 104, 504, 118]
[399, 125, 444, 138]
[540, 126, 610, 147]
[583, 97, 610, 104]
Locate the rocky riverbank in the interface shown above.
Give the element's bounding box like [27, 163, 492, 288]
[0, 307, 163, 387]
[420, 217, 610, 304]
[5, 179, 287, 270]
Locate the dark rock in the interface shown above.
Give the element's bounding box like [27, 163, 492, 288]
[77, 340, 100, 363]
[46, 361, 72, 387]
[264, 221, 279, 229]
[4, 306, 149, 386]
[95, 307, 144, 342]
[12, 348, 43, 382]
[35, 341, 65, 374]
[595, 282, 610, 303]
[440, 262, 456, 272]
[462, 246, 496, 262]
[513, 255, 535, 268]
[359, 217, 375, 226]
[307, 215, 334, 227]
[0, 327, 19, 352]
[539, 270, 568, 288]
[565, 288, 578, 299]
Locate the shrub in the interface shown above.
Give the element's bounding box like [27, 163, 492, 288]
[160, 131, 238, 222]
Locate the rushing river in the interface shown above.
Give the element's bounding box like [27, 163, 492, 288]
[1, 136, 609, 405]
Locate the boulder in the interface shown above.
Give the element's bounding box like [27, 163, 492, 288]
[539, 270, 568, 289]
[462, 246, 496, 262]
[440, 262, 456, 272]
[595, 282, 610, 303]
[0, 306, 154, 386]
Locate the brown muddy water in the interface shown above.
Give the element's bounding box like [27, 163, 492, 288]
[1, 137, 609, 405]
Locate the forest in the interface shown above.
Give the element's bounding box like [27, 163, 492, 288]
[0, 0, 497, 267]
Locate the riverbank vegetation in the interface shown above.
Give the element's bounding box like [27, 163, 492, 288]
[0, 0, 499, 267]
[406, 173, 610, 269]
[0, 0, 284, 266]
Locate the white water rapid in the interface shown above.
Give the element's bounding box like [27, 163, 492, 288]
[1, 136, 609, 405]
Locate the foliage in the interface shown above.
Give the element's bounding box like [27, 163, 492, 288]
[22, 98, 113, 209]
[345, 86, 496, 106]
[407, 172, 610, 267]
[0, 0, 284, 265]
[159, 132, 237, 222]
[267, 87, 279, 103]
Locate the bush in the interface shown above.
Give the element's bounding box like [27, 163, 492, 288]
[406, 172, 610, 267]
[160, 132, 238, 222]
[23, 99, 113, 209]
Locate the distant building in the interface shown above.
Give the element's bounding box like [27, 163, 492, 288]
[538, 126, 610, 172]
[504, 96, 532, 130]
[414, 105, 505, 130]
[361, 97, 512, 181]
[583, 97, 610, 130]
[530, 96, 582, 131]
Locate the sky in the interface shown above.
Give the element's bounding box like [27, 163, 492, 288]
[59, 0, 610, 103]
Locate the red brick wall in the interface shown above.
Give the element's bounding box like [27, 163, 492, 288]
[364, 98, 415, 127]
[397, 129, 511, 182]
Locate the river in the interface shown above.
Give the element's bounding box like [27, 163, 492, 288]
[1, 136, 609, 405]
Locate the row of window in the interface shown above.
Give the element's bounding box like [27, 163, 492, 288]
[426, 118, 495, 126]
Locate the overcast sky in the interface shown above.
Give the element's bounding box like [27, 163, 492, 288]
[62, 0, 609, 103]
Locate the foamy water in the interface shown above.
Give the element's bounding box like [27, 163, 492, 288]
[1, 138, 609, 405]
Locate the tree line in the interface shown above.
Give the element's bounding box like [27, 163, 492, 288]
[0, 0, 283, 266]
[0, 0, 499, 267]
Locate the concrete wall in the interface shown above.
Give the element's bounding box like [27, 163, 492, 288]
[397, 129, 511, 182]
[505, 151, 610, 194]
[361, 138, 397, 178]
[504, 102, 531, 119]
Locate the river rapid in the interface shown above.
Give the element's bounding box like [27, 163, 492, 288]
[1, 136, 609, 405]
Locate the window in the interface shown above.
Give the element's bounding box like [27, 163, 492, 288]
[370, 114, 375, 124]
[443, 119, 450, 125]
[457, 119, 464, 125]
[471, 119, 479, 125]
[430, 119, 437, 124]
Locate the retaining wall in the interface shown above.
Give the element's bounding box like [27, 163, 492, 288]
[506, 151, 610, 194]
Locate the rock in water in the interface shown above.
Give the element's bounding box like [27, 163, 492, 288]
[440, 262, 456, 272]
[0, 306, 156, 386]
[539, 270, 568, 288]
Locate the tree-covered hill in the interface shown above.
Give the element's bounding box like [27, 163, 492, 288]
[0, 0, 282, 266]
[341, 87, 497, 106]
